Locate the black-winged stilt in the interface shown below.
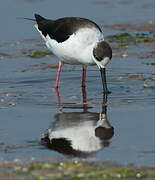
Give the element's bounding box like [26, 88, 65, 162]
[34, 14, 112, 93]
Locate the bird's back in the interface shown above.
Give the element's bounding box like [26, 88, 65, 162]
[35, 14, 102, 43]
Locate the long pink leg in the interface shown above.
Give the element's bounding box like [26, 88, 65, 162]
[82, 66, 87, 88]
[54, 61, 62, 88]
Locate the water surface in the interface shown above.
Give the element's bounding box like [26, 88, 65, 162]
[0, 0, 155, 166]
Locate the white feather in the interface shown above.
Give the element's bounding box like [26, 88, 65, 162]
[35, 25, 104, 65]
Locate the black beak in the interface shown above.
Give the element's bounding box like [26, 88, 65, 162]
[100, 68, 111, 94]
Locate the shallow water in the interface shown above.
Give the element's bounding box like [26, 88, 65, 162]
[0, 0, 155, 166]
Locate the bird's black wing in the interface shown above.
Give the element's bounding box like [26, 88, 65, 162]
[35, 14, 102, 43]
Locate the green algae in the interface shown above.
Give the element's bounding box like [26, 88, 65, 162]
[28, 51, 52, 58]
[143, 62, 155, 66]
[0, 52, 11, 57]
[0, 50, 52, 59]
[106, 32, 155, 45]
[0, 161, 154, 180]
[143, 82, 155, 89]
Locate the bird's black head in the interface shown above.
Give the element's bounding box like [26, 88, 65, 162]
[93, 41, 112, 68]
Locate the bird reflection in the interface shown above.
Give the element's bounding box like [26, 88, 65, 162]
[41, 91, 114, 157]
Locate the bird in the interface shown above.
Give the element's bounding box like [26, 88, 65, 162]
[33, 14, 112, 93]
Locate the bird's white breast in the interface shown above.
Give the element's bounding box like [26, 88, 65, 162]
[36, 25, 104, 65]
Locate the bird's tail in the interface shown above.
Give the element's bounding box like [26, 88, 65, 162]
[34, 14, 46, 23]
[17, 14, 46, 23]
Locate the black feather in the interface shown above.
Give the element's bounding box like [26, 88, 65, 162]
[34, 14, 46, 23]
[34, 14, 102, 43]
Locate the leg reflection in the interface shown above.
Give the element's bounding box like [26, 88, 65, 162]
[54, 87, 61, 107]
[82, 86, 88, 111]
